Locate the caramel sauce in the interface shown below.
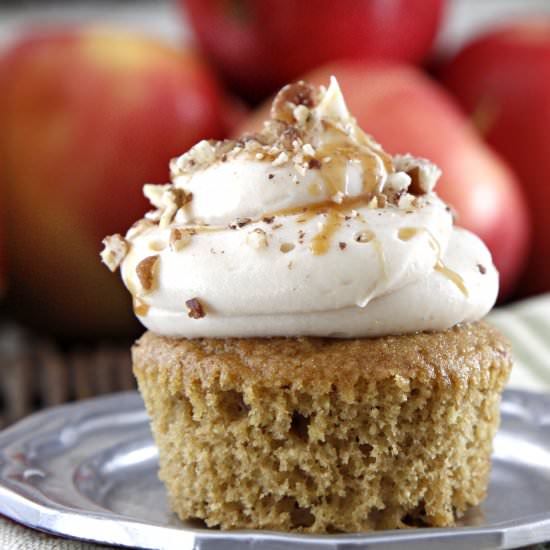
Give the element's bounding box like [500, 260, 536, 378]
[307, 182, 322, 197]
[310, 210, 342, 255]
[435, 261, 468, 297]
[424, 229, 469, 297]
[398, 227, 420, 241]
[266, 194, 372, 219]
[372, 238, 388, 280]
[312, 122, 393, 199]
[133, 297, 149, 316]
[315, 143, 381, 198]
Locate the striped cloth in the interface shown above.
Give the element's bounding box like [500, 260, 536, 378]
[489, 293, 550, 393]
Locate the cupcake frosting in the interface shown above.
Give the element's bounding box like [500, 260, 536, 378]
[102, 78, 498, 338]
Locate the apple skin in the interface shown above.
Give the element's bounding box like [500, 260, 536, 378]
[441, 21, 550, 297]
[0, 27, 232, 338]
[237, 62, 530, 299]
[180, 0, 445, 102]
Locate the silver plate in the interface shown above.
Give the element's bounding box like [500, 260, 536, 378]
[0, 390, 549, 550]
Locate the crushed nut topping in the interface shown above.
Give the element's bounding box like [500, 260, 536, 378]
[477, 264, 487, 274]
[302, 143, 315, 157]
[229, 218, 252, 229]
[126, 219, 154, 240]
[185, 298, 206, 319]
[355, 230, 375, 243]
[100, 234, 128, 272]
[272, 151, 289, 166]
[293, 104, 310, 125]
[262, 216, 275, 224]
[339, 242, 347, 250]
[246, 228, 268, 249]
[169, 228, 194, 251]
[136, 255, 159, 292]
[271, 81, 316, 123]
[308, 158, 321, 169]
[393, 155, 441, 195]
[144, 184, 192, 229]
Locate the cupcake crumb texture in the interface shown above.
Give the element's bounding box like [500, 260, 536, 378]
[133, 322, 511, 533]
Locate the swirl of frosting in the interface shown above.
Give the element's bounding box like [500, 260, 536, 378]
[101, 78, 498, 338]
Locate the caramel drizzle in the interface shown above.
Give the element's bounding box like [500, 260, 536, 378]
[266, 194, 373, 220]
[310, 210, 342, 255]
[397, 227, 420, 241]
[313, 122, 393, 199]
[401, 226, 468, 297]
[133, 297, 150, 316]
[434, 262, 469, 297]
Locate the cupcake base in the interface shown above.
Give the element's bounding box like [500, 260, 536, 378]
[132, 322, 511, 533]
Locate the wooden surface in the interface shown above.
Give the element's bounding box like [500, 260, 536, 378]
[0, 325, 134, 429]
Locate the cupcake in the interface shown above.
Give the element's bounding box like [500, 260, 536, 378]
[101, 78, 511, 532]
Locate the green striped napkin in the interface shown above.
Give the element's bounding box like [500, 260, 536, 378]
[489, 293, 550, 393]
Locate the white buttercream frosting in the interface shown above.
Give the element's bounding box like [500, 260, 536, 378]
[103, 77, 498, 338]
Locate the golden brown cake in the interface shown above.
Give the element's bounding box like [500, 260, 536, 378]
[132, 321, 511, 532]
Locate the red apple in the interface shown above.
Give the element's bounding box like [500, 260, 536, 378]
[237, 62, 530, 298]
[180, 0, 445, 102]
[441, 20, 550, 297]
[0, 26, 232, 337]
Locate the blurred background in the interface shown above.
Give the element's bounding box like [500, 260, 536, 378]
[1, 0, 550, 425]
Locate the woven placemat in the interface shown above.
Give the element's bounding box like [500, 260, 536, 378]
[0, 324, 135, 429]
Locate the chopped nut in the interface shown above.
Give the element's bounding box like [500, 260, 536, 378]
[281, 127, 301, 150]
[100, 234, 128, 272]
[280, 242, 295, 253]
[302, 143, 315, 157]
[393, 154, 442, 195]
[308, 158, 321, 170]
[126, 219, 153, 240]
[398, 193, 415, 210]
[144, 184, 192, 229]
[185, 298, 206, 319]
[169, 228, 193, 251]
[229, 218, 252, 229]
[268, 173, 275, 180]
[339, 242, 347, 250]
[477, 264, 487, 275]
[355, 230, 375, 243]
[136, 255, 159, 292]
[271, 81, 316, 123]
[367, 196, 378, 209]
[144, 209, 161, 223]
[189, 140, 217, 164]
[293, 104, 310, 125]
[256, 152, 265, 160]
[272, 151, 289, 166]
[385, 171, 412, 193]
[246, 228, 268, 249]
[143, 183, 169, 209]
[262, 216, 275, 224]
